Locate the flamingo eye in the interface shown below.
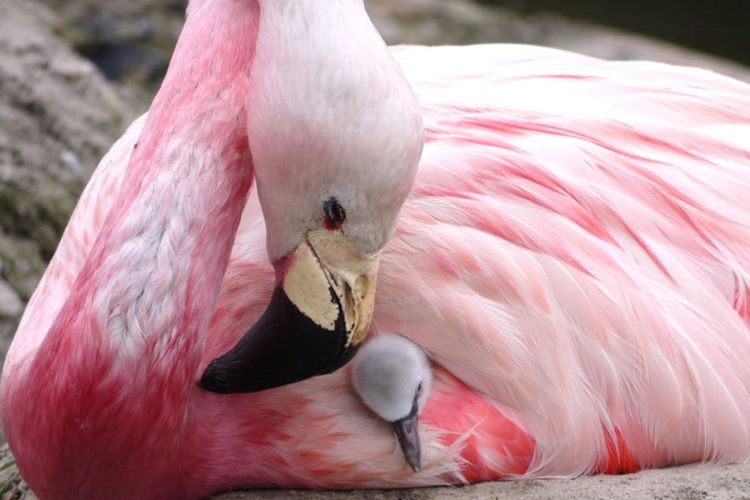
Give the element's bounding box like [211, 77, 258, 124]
[323, 197, 346, 230]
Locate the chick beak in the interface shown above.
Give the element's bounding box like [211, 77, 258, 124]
[393, 395, 421, 472]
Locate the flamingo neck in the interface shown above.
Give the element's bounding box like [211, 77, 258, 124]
[4, 1, 260, 497]
[47, 0, 258, 380]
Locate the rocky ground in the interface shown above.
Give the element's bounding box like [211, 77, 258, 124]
[0, 0, 128, 369]
[1, 0, 749, 498]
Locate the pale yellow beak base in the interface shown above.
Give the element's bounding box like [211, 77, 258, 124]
[200, 229, 380, 394]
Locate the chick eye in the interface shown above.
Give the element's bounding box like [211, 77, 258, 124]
[416, 382, 423, 397]
[323, 197, 346, 230]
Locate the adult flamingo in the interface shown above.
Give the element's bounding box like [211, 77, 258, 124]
[4, 0, 750, 498]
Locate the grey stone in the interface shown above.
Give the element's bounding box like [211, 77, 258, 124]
[0, 280, 22, 319]
[0, 0, 129, 371]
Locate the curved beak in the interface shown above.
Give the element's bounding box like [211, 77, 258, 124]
[200, 230, 379, 393]
[393, 395, 421, 472]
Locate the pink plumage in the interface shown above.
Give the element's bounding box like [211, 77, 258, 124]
[3, 1, 750, 499]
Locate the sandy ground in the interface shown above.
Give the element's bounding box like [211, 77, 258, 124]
[3, 461, 750, 499]
[214, 464, 750, 500]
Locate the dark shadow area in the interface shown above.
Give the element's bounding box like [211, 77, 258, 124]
[483, 0, 749, 65]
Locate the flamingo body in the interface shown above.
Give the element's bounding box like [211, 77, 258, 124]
[3, 3, 750, 499]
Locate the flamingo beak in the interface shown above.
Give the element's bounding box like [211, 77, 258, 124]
[200, 230, 379, 393]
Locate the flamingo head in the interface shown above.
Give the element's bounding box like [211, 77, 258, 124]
[200, 0, 424, 394]
[351, 335, 433, 472]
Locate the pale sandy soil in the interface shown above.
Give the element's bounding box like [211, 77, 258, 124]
[213, 464, 750, 500]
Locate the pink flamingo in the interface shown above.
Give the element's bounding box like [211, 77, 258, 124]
[3, 0, 750, 498]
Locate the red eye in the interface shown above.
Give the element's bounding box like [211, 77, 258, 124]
[323, 197, 346, 230]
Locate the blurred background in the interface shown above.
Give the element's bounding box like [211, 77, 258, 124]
[0, 0, 747, 495]
[31, 0, 750, 111]
[483, 0, 748, 64]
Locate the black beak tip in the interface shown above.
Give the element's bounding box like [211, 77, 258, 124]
[198, 359, 234, 394]
[199, 286, 357, 394]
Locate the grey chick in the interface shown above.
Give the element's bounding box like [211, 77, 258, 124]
[351, 334, 433, 472]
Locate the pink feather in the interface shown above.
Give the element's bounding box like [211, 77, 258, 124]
[3, 7, 750, 500]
